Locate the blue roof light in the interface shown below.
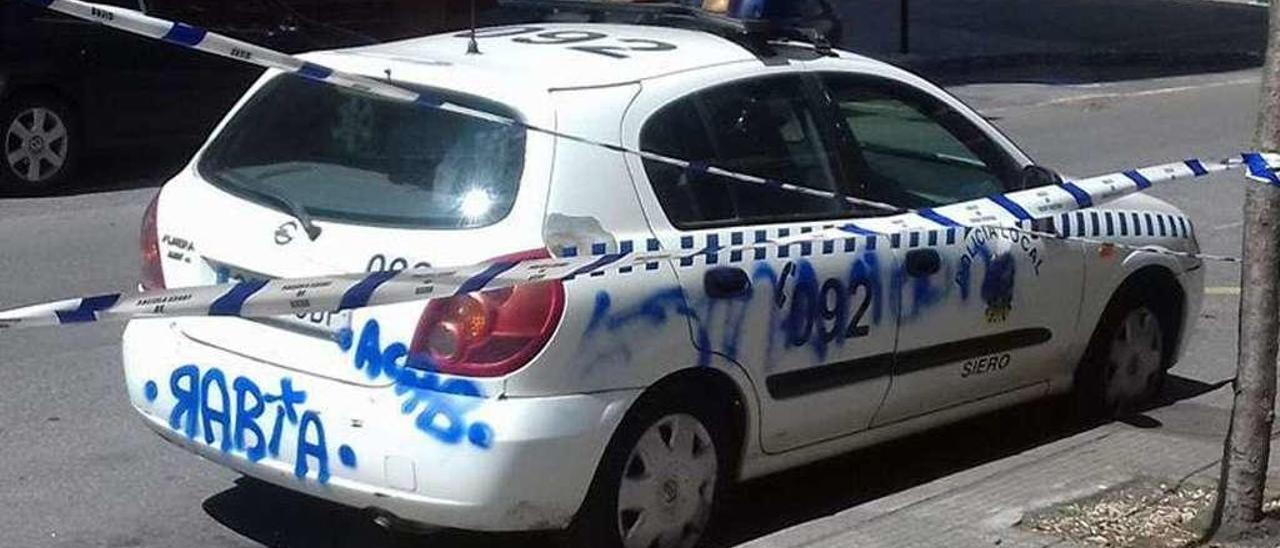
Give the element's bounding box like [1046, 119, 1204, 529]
[679, 0, 797, 21]
[729, 0, 766, 19]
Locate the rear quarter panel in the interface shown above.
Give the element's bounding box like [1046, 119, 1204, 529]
[504, 83, 710, 397]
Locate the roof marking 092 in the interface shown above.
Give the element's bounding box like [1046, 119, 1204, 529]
[454, 27, 678, 59]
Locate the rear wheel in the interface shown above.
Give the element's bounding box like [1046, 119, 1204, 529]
[566, 389, 730, 548]
[1, 95, 79, 191]
[1077, 288, 1171, 417]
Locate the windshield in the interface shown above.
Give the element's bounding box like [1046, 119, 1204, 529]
[199, 73, 526, 229]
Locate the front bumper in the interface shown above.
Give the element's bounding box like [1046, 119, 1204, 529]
[1176, 263, 1205, 362]
[122, 319, 638, 531]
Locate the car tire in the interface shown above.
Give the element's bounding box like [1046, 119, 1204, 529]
[1, 94, 79, 193]
[564, 385, 732, 548]
[1075, 283, 1172, 419]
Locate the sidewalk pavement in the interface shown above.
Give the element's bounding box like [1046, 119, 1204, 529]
[734, 362, 1280, 547]
[737, 395, 1258, 547]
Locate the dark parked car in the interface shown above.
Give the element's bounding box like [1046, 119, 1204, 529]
[0, 0, 836, 191]
[0, 0, 399, 191]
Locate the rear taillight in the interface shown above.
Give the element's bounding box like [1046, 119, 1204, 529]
[409, 249, 565, 377]
[140, 192, 165, 290]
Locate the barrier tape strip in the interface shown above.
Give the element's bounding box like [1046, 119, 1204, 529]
[0, 151, 1264, 331]
[0, 0, 1271, 331]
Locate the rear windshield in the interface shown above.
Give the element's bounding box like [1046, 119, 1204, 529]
[199, 74, 526, 229]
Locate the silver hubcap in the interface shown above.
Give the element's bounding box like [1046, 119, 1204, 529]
[617, 414, 718, 548]
[5, 107, 68, 183]
[1104, 307, 1164, 411]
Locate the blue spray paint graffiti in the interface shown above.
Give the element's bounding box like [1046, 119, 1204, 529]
[955, 227, 1034, 322]
[981, 253, 1016, 321]
[583, 251, 887, 370]
[338, 444, 357, 468]
[585, 288, 694, 337]
[778, 260, 822, 350]
[162, 364, 348, 484]
[584, 284, 750, 368]
[891, 251, 954, 323]
[769, 252, 884, 361]
[336, 320, 494, 449]
[579, 229, 1046, 375]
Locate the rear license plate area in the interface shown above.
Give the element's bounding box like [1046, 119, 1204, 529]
[209, 260, 352, 340]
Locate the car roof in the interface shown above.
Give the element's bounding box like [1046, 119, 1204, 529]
[327, 22, 829, 90]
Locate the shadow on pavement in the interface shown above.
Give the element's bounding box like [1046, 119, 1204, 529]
[203, 477, 557, 548]
[201, 374, 1221, 548]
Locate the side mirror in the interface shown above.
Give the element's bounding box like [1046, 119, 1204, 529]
[1020, 165, 1064, 190]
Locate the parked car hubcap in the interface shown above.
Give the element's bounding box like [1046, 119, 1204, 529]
[1104, 307, 1164, 411]
[617, 413, 717, 548]
[5, 107, 68, 183]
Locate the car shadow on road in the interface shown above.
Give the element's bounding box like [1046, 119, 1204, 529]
[201, 374, 1223, 548]
[202, 477, 558, 548]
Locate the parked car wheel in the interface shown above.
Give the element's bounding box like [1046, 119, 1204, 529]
[1076, 282, 1172, 418]
[1, 95, 78, 191]
[567, 387, 731, 548]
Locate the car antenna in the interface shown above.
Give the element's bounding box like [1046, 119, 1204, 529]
[466, 0, 481, 54]
[384, 68, 393, 82]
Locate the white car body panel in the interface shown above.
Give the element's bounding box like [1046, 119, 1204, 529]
[121, 23, 1204, 532]
[122, 318, 637, 531]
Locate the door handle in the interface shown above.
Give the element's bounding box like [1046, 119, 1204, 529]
[905, 249, 941, 277]
[704, 267, 751, 299]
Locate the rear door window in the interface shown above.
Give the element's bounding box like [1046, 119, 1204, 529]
[639, 75, 848, 228]
[821, 74, 1020, 209]
[199, 74, 525, 229]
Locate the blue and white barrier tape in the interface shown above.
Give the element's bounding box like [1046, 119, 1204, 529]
[0, 152, 1258, 332]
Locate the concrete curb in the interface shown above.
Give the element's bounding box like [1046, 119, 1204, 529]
[734, 383, 1280, 548]
[734, 425, 1127, 548]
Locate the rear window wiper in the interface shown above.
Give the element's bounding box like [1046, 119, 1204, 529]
[216, 171, 323, 241]
[260, 190, 323, 241]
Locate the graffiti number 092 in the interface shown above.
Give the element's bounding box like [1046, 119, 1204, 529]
[775, 262, 873, 347]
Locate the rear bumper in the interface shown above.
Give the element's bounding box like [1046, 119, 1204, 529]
[122, 319, 638, 532]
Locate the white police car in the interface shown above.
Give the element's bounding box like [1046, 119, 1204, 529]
[121, 11, 1204, 548]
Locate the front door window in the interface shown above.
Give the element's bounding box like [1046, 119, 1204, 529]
[824, 74, 1021, 209]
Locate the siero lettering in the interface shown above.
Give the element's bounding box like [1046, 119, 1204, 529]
[960, 353, 1011, 378]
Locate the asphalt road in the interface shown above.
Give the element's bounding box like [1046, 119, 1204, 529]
[0, 67, 1261, 548]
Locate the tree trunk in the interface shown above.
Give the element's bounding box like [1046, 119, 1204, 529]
[1210, 2, 1280, 537]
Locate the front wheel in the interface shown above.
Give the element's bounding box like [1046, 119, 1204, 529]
[1077, 293, 1170, 418]
[566, 392, 729, 548]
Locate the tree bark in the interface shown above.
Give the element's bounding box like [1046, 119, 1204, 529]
[1211, 2, 1280, 537]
